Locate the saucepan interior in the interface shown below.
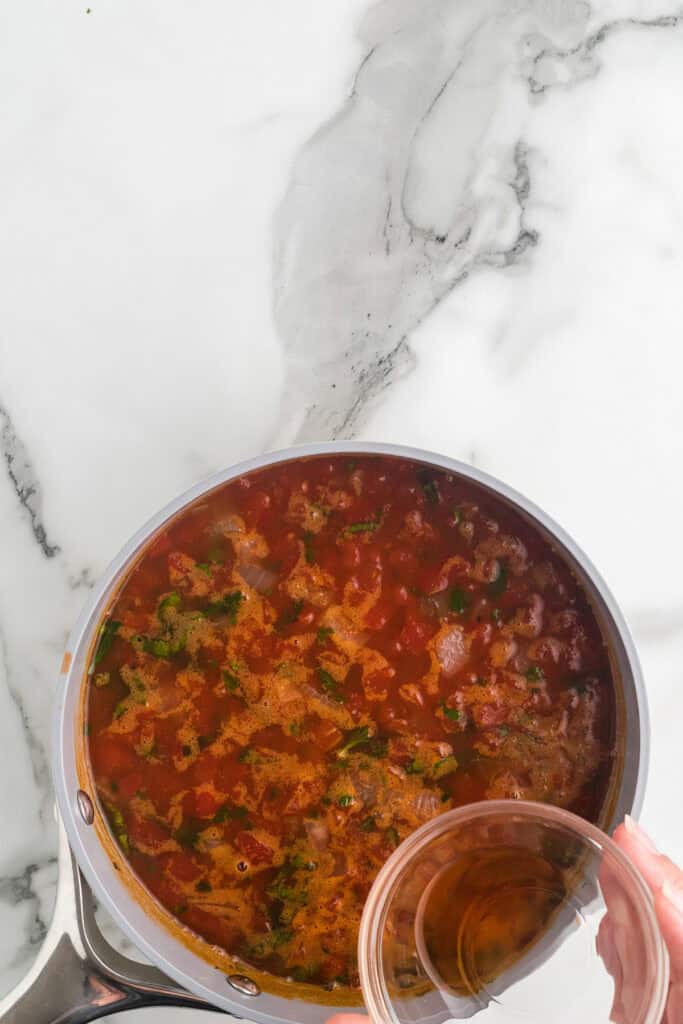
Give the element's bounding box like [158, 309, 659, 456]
[52, 442, 648, 1023]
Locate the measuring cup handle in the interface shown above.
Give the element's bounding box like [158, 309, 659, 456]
[0, 819, 221, 1023]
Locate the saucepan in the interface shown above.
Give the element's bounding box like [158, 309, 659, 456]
[0, 442, 649, 1023]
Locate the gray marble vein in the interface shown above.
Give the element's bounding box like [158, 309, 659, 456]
[0, 400, 59, 558]
[272, 0, 683, 444]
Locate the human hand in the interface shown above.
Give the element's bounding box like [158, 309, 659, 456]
[612, 816, 682, 1024]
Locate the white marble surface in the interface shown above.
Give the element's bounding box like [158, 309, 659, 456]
[1, 0, 683, 1017]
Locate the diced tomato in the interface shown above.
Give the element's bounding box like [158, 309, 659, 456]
[306, 718, 342, 752]
[144, 762, 182, 810]
[91, 736, 138, 780]
[194, 687, 218, 736]
[192, 755, 218, 786]
[128, 814, 170, 851]
[183, 907, 238, 948]
[119, 770, 144, 800]
[399, 613, 436, 654]
[417, 564, 449, 595]
[364, 600, 394, 631]
[235, 832, 274, 865]
[194, 790, 219, 819]
[162, 851, 201, 883]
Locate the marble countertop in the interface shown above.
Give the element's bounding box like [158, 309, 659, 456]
[1, 0, 682, 1018]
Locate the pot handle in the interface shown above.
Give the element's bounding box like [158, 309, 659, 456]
[0, 819, 223, 1023]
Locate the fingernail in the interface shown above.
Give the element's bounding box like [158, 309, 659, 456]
[661, 881, 683, 915]
[624, 814, 659, 853]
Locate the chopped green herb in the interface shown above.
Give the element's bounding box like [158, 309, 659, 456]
[174, 903, 188, 916]
[213, 803, 250, 824]
[303, 531, 315, 564]
[143, 637, 173, 658]
[238, 748, 258, 764]
[344, 520, 379, 534]
[337, 794, 354, 808]
[385, 826, 400, 849]
[317, 667, 344, 703]
[526, 666, 544, 682]
[195, 879, 212, 892]
[290, 853, 317, 870]
[418, 471, 439, 504]
[195, 562, 212, 574]
[222, 670, 240, 692]
[276, 599, 304, 630]
[449, 587, 468, 614]
[291, 965, 317, 983]
[432, 755, 458, 780]
[440, 701, 461, 722]
[113, 701, 127, 720]
[488, 562, 508, 597]
[498, 725, 510, 737]
[336, 725, 371, 759]
[405, 759, 424, 775]
[93, 619, 121, 668]
[441, 790, 452, 803]
[174, 821, 200, 848]
[94, 672, 110, 688]
[289, 722, 302, 736]
[360, 816, 376, 832]
[158, 591, 181, 618]
[366, 736, 388, 758]
[207, 591, 244, 623]
[105, 804, 129, 854]
[316, 626, 333, 646]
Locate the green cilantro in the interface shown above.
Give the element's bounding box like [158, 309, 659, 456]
[93, 619, 121, 668]
[158, 592, 181, 619]
[449, 587, 468, 614]
[440, 701, 461, 722]
[418, 470, 439, 504]
[344, 520, 379, 534]
[195, 879, 212, 892]
[223, 670, 240, 692]
[207, 591, 244, 623]
[360, 816, 376, 832]
[317, 667, 344, 703]
[526, 666, 544, 682]
[336, 726, 371, 759]
[316, 626, 333, 646]
[405, 759, 424, 775]
[385, 827, 400, 849]
[337, 794, 354, 808]
[195, 562, 212, 574]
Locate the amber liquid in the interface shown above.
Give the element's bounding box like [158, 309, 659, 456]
[419, 845, 569, 997]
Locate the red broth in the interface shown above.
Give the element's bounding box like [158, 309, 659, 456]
[87, 455, 615, 988]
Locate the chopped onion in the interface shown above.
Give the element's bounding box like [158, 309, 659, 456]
[304, 819, 329, 850]
[238, 560, 278, 594]
[436, 626, 468, 676]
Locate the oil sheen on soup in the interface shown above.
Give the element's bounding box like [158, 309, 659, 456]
[87, 456, 615, 989]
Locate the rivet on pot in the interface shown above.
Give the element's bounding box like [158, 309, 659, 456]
[76, 789, 95, 825]
[226, 974, 260, 997]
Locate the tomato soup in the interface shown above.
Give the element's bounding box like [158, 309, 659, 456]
[86, 455, 615, 989]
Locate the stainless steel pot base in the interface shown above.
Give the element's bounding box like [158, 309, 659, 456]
[0, 817, 223, 1023]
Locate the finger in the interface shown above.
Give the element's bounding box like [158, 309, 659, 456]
[326, 1015, 370, 1024]
[612, 818, 683, 893]
[655, 884, 683, 982]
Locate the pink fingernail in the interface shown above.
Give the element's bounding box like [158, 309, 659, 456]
[624, 814, 659, 853]
[661, 881, 683, 915]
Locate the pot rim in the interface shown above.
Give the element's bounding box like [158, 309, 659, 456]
[52, 440, 649, 1021]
